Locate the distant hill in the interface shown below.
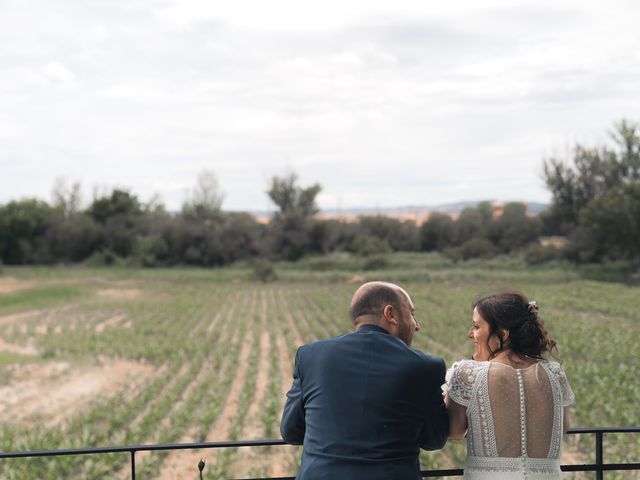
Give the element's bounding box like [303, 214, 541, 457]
[319, 200, 548, 216]
[249, 200, 548, 223]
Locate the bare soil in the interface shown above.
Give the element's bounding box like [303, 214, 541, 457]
[0, 338, 38, 356]
[0, 310, 40, 326]
[0, 359, 155, 428]
[94, 314, 126, 333]
[0, 277, 36, 294]
[97, 289, 142, 300]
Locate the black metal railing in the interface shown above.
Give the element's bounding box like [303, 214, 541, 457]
[1, 427, 638, 479]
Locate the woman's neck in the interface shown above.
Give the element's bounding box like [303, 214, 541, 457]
[490, 350, 536, 368]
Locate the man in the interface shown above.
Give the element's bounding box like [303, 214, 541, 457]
[280, 281, 448, 479]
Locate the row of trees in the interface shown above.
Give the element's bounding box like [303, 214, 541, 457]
[1, 119, 637, 267]
[0, 174, 541, 267]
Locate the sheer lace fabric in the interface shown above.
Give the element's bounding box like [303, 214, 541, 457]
[447, 360, 574, 480]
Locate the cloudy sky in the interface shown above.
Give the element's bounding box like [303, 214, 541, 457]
[1, 0, 639, 212]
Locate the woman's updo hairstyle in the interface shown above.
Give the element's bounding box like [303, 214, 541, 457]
[473, 291, 557, 360]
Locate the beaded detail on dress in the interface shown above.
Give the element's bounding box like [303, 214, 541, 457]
[447, 360, 574, 480]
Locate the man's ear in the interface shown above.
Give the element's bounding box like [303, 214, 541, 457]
[383, 305, 398, 325]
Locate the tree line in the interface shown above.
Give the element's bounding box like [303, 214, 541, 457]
[1, 120, 638, 268]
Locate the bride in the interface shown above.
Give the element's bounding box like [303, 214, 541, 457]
[444, 291, 574, 480]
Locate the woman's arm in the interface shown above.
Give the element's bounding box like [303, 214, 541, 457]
[445, 392, 468, 440]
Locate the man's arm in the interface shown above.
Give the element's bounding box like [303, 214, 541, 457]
[418, 358, 449, 450]
[280, 347, 306, 445]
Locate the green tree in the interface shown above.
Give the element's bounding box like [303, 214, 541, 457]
[543, 120, 639, 232]
[357, 216, 419, 252]
[419, 212, 454, 251]
[88, 189, 144, 258]
[51, 178, 82, 218]
[267, 173, 321, 216]
[0, 199, 55, 264]
[88, 189, 142, 224]
[543, 119, 640, 260]
[181, 170, 225, 220]
[579, 181, 640, 260]
[265, 173, 322, 260]
[452, 208, 483, 245]
[489, 202, 542, 252]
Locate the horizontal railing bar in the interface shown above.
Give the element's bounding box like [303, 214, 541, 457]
[0, 439, 285, 459]
[421, 468, 464, 477]
[232, 463, 640, 480]
[562, 463, 640, 472]
[234, 464, 640, 480]
[1, 426, 638, 479]
[230, 477, 295, 480]
[567, 427, 640, 434]
[3, 427, 638, 459]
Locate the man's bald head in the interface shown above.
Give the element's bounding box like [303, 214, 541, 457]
[349, 281, 408, 324]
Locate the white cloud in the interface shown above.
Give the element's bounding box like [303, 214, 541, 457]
[1, 0, 639, 210]
[41, 61, 77, 85]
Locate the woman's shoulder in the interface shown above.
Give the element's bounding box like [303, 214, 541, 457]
[451, 358, 489, 371]
[540, 360, 571, 383]
[540, 359, 566, 374]
[447, 359, 486, 383]
[446, 359, 485, 406]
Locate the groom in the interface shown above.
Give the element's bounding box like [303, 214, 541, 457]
[280, 281, 448, 479]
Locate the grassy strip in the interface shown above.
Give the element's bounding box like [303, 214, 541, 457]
[0, 285, 88, 316]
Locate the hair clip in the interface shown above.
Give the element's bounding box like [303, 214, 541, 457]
[528, 300, 539, 313]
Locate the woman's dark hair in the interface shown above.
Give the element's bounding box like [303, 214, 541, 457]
[473, 291, 557, 360]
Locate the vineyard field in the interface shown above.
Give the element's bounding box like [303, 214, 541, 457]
[0, 257, 638, 479]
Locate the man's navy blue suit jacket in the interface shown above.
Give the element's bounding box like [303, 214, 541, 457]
[280, 324, 449, 480]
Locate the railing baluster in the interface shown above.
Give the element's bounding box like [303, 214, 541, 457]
[595, 430, 603, 480]
[131, 450, 136, 480]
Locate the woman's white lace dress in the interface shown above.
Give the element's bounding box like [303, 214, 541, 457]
[447, 360, 574, 480]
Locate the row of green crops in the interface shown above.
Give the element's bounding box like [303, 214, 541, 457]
[0, 263, 638, 478]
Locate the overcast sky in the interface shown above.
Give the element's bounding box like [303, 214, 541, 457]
[1, 0, 639, 212]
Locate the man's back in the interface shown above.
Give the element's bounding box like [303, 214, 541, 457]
[281, 324, 448, 480]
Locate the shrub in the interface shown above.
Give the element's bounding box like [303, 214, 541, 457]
[349, 235, 392, 257]
[524, 244, 561, 265]
[362, 255, 389, 271]
[84, 249, 126, 267]
[252, 258, 276, 282]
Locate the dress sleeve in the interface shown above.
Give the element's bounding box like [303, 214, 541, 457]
[547, 362, 575, 407]
[558, 367, 575, 407]
[446, 360, 476, 407]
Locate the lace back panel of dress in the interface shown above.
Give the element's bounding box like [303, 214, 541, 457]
[486, 363, 556, 459]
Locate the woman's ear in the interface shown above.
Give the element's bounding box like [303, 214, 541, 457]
[501, 328, 510, 343]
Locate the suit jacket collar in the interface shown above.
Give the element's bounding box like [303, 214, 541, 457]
[355, 323, 391, 335]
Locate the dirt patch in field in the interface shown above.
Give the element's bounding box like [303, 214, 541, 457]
[0, 310, 40, 326]
[97, 289, 142, 300]
[95, 314, 126, 332]
[112, 280, 141, 287]
[0, 359, 155, 428]
[0, 277, 36, 294]
[0, 339, 38, 356]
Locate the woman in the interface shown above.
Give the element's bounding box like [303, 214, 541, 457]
[445, 291, 574, 480]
